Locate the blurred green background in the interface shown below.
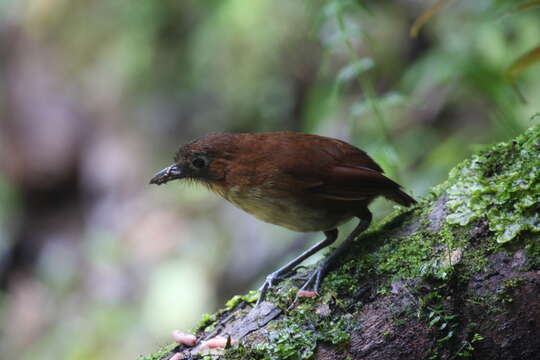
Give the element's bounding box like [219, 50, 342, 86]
[0, 0, 539, 359]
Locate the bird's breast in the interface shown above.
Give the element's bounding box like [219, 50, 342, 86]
[219, 185, 353, 232]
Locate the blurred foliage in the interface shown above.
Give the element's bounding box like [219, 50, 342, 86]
[0, 0, 539, 359]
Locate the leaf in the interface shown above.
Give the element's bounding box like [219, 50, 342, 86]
[509, 1, 540, 13]
[436, 330, 454, 342]
[506, 45, 540, 78]
[336, 58, 374, 84]
[505, 45, 540, 104]
[410, 0, 452, 38]
[322, 0, 370, 18]
[429, 315, 441, 327]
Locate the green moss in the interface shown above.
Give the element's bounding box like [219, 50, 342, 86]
[224, 303, 356, 360]
[460, 245, 490, 274]
[194, 312, 218, 333]
[191, 290, 259, 335]
[138, 343, 177, 360]
[375, 231, 437, 278]
[525, 239, 540, 268]
[225, 290, 259, 310]
[501, 277, 526, 290]
[444, 126, 540, 243]
[496, 277, 527, 304]
[463, 276, 529, 316]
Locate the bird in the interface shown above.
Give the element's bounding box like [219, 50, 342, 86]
[150, 132, 416, 305]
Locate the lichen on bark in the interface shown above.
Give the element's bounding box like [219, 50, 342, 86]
[444, 127, 540, 243]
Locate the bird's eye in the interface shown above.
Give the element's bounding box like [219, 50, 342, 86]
[191, 157, 207, 169]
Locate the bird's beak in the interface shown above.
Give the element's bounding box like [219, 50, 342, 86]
[149, 164, 184, 185]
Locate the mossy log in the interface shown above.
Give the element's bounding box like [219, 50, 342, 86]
[144, 125, 540, 360]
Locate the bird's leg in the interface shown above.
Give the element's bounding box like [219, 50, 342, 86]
[293, 215, 372, 305]
[256, 229, 338, 306]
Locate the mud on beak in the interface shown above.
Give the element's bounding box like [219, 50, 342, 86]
[149, 164, 184, 185]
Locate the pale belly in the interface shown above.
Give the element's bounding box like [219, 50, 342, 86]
[222, 186, 353, 232]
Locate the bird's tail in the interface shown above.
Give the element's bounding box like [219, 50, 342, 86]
[384, 188, 417, 207]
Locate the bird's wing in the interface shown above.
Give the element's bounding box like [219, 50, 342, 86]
[283, 163, 414, 205]
[270, 134, 415, 206]
[304, 165, 403, 201]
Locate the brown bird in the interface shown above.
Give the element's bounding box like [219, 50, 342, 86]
[150, 132, 416, 305]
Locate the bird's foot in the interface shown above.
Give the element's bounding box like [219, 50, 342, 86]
[289, 263, 328, 309]
[256, 271, 289, 306]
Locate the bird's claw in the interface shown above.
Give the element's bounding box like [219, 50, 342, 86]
[288, 264, 326, 309]
[256, 272, 285, 306]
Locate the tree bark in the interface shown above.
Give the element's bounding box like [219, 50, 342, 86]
[144, 125, 540, 360]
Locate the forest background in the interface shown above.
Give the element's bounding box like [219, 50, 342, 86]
[0, 1, 539, 359]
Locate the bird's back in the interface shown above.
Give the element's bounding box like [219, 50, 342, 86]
[231, 133, 414, 204]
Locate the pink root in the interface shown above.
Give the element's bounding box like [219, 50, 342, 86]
[199, 335, 236, 350]
[171, 330, 197, 347]
[297, 290, 318, 298]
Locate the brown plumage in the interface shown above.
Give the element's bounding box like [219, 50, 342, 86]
[150, 132, 416, 305]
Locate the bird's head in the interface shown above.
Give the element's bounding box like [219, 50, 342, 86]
[149, 133, 241, 186]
